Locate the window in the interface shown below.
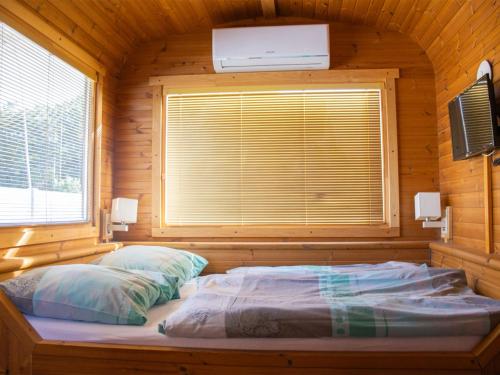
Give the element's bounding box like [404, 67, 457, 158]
[151, 69, 399, 238]
[166, 89, 383, 225]
[0, 23, 94, 225]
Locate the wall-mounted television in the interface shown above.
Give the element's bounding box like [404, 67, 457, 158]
[448, 74, 498, 161]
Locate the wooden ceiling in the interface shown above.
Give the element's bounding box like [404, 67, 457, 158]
[13, 0, 496, 76]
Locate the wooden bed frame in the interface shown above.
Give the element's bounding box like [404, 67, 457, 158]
[1, 242, 500, 375]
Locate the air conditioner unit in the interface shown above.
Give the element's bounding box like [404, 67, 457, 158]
[212, 24, 330, 73]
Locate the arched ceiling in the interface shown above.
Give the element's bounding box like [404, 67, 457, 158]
[12, 0, 499, 76]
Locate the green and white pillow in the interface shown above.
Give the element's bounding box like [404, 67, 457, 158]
[93, 245, 208, 286]
[0, 264, 179, 325]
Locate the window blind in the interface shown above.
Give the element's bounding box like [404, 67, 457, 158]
[165, 88, 383, 225]
[0, 23, 93, 225]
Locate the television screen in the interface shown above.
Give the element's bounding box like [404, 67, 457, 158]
[448, 74, 498, 161]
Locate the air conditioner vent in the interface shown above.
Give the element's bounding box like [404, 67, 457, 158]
[212, 24, 330, 73]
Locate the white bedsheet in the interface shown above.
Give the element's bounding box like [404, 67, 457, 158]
[25, 280, 483, 352]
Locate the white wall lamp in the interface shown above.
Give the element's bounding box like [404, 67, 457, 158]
[111, 197, 138, 232]
[414, 192, 452, 242]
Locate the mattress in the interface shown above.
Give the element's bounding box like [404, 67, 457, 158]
[26, 280, 483, 352]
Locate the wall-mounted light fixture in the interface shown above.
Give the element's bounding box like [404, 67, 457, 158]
[111, 198, 138, 232]
[414, 192, 452, 242]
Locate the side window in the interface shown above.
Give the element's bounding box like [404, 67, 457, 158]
[0, 23, 94, 225]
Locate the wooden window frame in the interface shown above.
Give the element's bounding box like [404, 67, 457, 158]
[0, 1, 106, 247]
[149, 69, 400, 238]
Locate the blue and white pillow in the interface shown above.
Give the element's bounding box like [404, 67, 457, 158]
[93, 245, 208, 286]
[0, 264, 179, 325]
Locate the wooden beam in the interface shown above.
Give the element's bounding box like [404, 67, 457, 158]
[123, 240, 430, 251]
[483, 154, 493, 254]
[260, 0, 276, 18]
[0, 224, 98, 249]
[149, 69, 400, 87]
[0, 242, 122, 279]
[151, 85, 164, 231]
[473, 323, 500, 368]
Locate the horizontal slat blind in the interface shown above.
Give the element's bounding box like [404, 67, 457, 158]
[0, 23, 93, 225]
[166, 89, 383, 225]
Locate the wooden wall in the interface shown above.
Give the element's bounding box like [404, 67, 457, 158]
[123, 241, 431, 272]
[18, 0, 132, 77]
[422, 0, 500, 292]
[114, 21, 440, 243]
[426, 1, 499, 254]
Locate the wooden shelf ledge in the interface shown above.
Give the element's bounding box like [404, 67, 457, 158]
[430, 242, 500, 272]
[123, 240, 431, 251]
[431, 241, 500, 299]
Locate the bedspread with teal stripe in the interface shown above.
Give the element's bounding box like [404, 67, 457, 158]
[161, 262, 500, 338]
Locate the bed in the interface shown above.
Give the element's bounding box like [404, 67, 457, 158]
[25, 279, 485, 352]
[1, 248, 500, 375]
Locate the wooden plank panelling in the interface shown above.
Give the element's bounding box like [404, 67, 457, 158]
[261, 0, 276, 18]
[114, 21, 440, 244]
[124, 241, 431, 273]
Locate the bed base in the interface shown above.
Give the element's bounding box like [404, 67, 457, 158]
[1, 292, 499, 375]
